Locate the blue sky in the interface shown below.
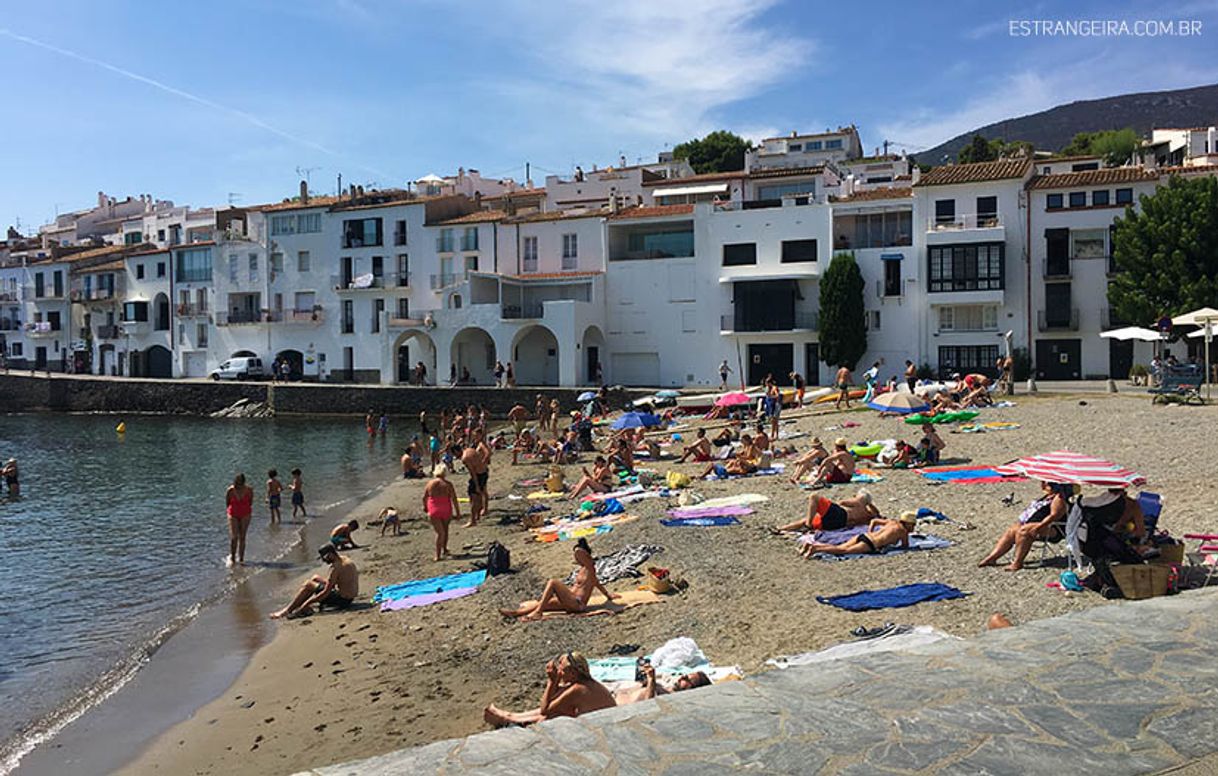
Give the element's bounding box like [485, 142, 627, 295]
[3, 0, 1217, 232]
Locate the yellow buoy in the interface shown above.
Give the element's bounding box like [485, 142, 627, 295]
[116, 422, 127, 434]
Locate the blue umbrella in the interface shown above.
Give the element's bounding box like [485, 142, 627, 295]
[655, 390, 680, 398]
[611, 412, 662, 429]
[578, 391, 597, 401]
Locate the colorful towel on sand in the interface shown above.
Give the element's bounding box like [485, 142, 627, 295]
[534, 512, 641, 542]
[514, 589, 663, 620]
[665, 506, 755, 518]
[919, 465, 1026, 484]
[803, 533, 953, 561]
[960, 421, 1021, 433]
[373, 569, 488, 605]
[817, 582, 967, 611]
[527, 490, 567, 500]
[381, 586, 479, 611]
[698, 494, 770, 508]
[851, 468, 883, 484]
[567, 544, 664, 585]
[704, 464, 785, 481]
[589, 657, 740, 683]
[660, 516, 740, 527]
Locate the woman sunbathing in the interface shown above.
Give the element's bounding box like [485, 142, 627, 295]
[978, 481, 1071, 571]
[613, 662, 712, 705]
[571, 456, 615, 498]
[483, 651, 616, 727]
[500, 538, 619, 621]
[800, 513, 916, 558]
[697, 434, 759, 479]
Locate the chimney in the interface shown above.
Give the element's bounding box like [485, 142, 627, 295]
[608, 194, 619, 214]
[504, 196, 517, 217]
[458, 166, 466, 180]
[300, 180, 309, 204]
[98, 191, 107, 207]
[474, 191, 482, 208]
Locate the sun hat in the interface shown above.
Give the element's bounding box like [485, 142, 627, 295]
[834, 437, 848, 447]
[898, 510, 918, 527]
[811, 436, 822, 445]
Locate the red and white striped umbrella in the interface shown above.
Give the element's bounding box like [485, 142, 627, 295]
[994, 450, 1146, 488]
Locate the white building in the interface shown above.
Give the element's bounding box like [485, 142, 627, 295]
[1139, 126, 1218, 169]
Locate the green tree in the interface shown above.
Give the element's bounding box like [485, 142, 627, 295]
[1060, 128, 1140, 166]
[819, 252, 867, 368]
[1108, 175, 1218, 326]
[671, 130, 752, 173]
[957, 135, 1034, 164]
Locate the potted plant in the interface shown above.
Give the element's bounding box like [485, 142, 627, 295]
[1129, 364, 1149, 386]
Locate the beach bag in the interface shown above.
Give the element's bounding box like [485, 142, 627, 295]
[666, 471, 692, 489]
[597, 498, 625, 516]
[646, 567, 672, 594]
[486, 542, 511, 576]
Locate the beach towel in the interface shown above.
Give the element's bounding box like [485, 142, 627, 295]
[960, 421, 1021, 433]
[567, 543, 663, 585]
[816, 582, 967, 611]
[767, 625, 956, 668]
[535, 522, 622, 543]
[380, 586, 479, 612]
[660, 516, 740, 527]
[851, 468, 883, 484]
[527, 490, 567, 500]
[919, 466, 1026, 484]
[803, 533, 953, 561]
[665, 506, 754, 519]
[373, 569, 488, 604]
[586, 484, 646, 502]
[590, 658, 741, 684]
[704, 464, 785, 481]
[697, 494, 770, 509]
[514, 589, 663, 620]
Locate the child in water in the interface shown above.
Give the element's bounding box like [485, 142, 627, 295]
[290, 468, 307, 518]
[267, 469, 283, 524]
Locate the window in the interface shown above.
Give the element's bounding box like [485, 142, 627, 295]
[1115, 188, 1133, 205]
[157, 229, 166, 242]
[294, 291, 315, 312]
[372, 298, 384, 333]
[197, 323, 208, 348]
[1045, 228, 1070, 275]
[227, 255, 238, 283]
[1092, 190, 1110, 206]
[722, 243, 757, 266]
[299, 213, 321, 233]
[621, 229, 694, 259]
[1071, 162, 1099, 172]
[437, 228, 455, 252]
[883, 257, 902, 297]
[938, 305, 998, 332]
[825, 139, 843, 149]
[1068, 192, 1087, 208]
[807, 140, 822, 150]
[124, 232, 142, 245]
[562, 233, 578, 269]
[341, 300, 354, 334]
[834, 210, 913, 249]
[396, 297, 410, 318]
[976, 196, 998, 226]
[939, 345, 999, 375]
[462, 227, 479, 251]
[248, 253, 258, 283]
[136, 264, 145, 280]
[757, 181, 816, 200]
[175, 247, 212, 282]
[522, 236, 538, 272]
[396, 254, 409, 285]
[781, 239, 818, 263]
[1046, 193, 1064, 210]
[342, 218, 383, 248]
[788, 143, 802, 152]
[297, 250, 310, 272]
[197, 288, 207, 312]
[934, 199, 956, 225]
[394, 220, 407, 246]
[156, 262, 166, 278]
[270, 215, 296, 235]
[928, 243, 1005, 292]
[123, 301, 149, 322]
[270, 252, 284, 275]
[1071, 229, 1106, 260]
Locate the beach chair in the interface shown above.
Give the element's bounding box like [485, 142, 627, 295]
[1137, 491, 1162, 536]
[1182, 534, 1218, 587]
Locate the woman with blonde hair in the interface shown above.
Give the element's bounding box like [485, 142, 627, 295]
[422, 464, 461, 561]
[483, 650, 616, 727]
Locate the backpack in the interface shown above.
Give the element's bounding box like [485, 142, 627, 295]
[487, 542, 511, 576]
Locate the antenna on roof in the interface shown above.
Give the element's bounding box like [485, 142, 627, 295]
[296, 166, 321, 189]
[227, 193, 243, 206]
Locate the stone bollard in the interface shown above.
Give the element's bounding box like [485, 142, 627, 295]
[1026, 378, 1037, 394]
[1106, 379, 1118, 393]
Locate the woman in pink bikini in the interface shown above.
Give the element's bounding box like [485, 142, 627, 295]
[422, 464, 461, 561]
[225, 473, 254, 567]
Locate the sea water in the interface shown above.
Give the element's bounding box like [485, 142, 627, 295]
[0, 413, 414, 772]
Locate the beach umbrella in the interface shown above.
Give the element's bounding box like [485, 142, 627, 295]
[866, 391, 929, 414]
[994, 451, 1146, 488]
[1100, 326, 1163, 342]
[715, 391, 751, 407]
[611, 412, 662, 430]
[1173, 307, 1218, 400]
[1186, 324, 1218, 339]
[577, 391, 597, 401]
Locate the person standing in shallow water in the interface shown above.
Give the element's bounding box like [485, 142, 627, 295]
[266, 469, 283, 525]
[226, 473, 254, 566]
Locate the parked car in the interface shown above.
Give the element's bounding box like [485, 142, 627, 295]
[211, 357, 266, 381]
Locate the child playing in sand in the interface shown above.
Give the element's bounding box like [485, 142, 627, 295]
[330, 520, 360, 549]
[379, 507, 401, 536]
[266, 469, 283, 524]
[290, 468, 307, 518]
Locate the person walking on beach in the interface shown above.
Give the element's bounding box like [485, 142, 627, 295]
[290, 468, 307, 518]
[904, 360, 917, 393]
[834, 365, 854, 410]
[789, 370, 806, 406]
[266, 469, 283, 525]
[508, 403, 529, 437]
[423, 465, 461, 561]
[225, 473, 254, 567]
[269, 544, 359, 619]
[718, 359, 732, 390]
[462, 432, 492, 527]
[861, 361, 881, 403]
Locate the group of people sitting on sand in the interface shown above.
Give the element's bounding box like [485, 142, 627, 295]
[929, 372, 994, 412]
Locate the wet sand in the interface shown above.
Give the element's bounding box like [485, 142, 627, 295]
[120, 393, 1217, 775]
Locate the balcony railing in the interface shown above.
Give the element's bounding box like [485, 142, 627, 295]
[267, 308, 323, 324]
[1038, 308, 1080, 332]
[388, 310, 437, 329]
[430, 272, 464, 290]
[460, 236, 479, 251]
[215, 310, 265, 326]
[501, 303, 545, 320]
[70, 276, 125, 302]
[25, 322, 62, 337]
[720, 310, 818, 332]
[176, 303, 209, 317]
[1042, 259, 1072, 279]
[96, 324, 121, 339]
[331, 272, 403, 291]
[928, 213, 1002, 232]
[436, 237, 455, 252]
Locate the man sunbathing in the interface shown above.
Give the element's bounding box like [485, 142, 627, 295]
[500, 538, 619, 621]
[571, 456, 615, 498]
[808, 437, 855, 487]
[800, 512, 916, 558]
[787, 437, 829, 483]
[612, 662, 712, 705]
[269, 544, 359, 619]
[678, 428, 713, 463]
[484, 651, 616, 727]
[775, 489, 878, 534]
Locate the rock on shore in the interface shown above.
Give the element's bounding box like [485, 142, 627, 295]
[209, 398, 275, 418]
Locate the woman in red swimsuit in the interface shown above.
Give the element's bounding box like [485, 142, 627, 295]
[226, 473, 254, 567]
[423, 465, 461, 561]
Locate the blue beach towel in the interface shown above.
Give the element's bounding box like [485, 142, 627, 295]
[660, 516, 740, 527]
[807, 534, 953, 562]
[373, 569, 489, 604]
[816, 582, 967, 611]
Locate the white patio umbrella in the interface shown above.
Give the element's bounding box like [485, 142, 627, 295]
[1099, 326, 1163, 342]
[1173, 307, 1218, 400]
[416, 173, 445, 184]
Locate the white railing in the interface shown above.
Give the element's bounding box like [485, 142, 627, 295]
[928, 213, 1002, 231]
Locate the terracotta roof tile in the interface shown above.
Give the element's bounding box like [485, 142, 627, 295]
[1161, 163, 1218, 175]
[605, 204, 695, 220]
[484, 187, 546, 201]
[506, 207, 612, 224]
[641, 170, 745, 187]
[434, 210, 507, 225]
[1027, 167, 1160, 190]
[254, 196, 344, 212]
[914, 159, 1031, 187]
[75, 259, 126, 273]
[830, 186, 913, 203]
[747, 165, 826, 180]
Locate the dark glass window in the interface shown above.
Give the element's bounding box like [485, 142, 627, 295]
[1115, 188, 1133, 205]
[1046, 193, 1063, 210]
[722, 243, 757, 266]
[1092, 190, 1110, 206]
[1068, 192, 1087, 207]
[780, 239, 817, 263]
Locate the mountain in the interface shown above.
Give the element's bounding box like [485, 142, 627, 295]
[913, 83, 1218, 165]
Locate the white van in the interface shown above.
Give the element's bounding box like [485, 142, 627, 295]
[210, 357, 266, 381]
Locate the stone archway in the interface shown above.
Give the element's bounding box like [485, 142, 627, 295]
[274, 349, 304, 380]
[153, 292, 171, 331]
[450, 327, 495, 385]
[511, 325, 560, 386]
[145, 345, 172, 378]
[391, 330, 438, 385]
[581, 325, 607, 385]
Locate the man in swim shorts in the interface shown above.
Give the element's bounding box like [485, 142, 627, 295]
[269, 544, 360, 619]
[774, 489, 878, 534]
[266, 469, 283, 525]
[834, 365, 854, 410]
[508, 403, 530, 437]
[330, 519, 360, 549]
[809, 438, 856, 487]
[677, 428, 713, 463]
[800, 512, 916, 558]
[461, 432, 491, 527]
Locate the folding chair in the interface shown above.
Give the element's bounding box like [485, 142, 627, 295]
[1138, 491, 1162, 536]
[1182, 533, 1218, 587]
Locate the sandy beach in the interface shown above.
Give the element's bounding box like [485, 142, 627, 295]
[119, 392, 1217, 776]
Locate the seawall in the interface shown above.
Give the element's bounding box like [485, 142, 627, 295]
[0, 373, 651, 417]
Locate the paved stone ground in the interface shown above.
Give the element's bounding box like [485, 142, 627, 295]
[298, 587, 1218, 775]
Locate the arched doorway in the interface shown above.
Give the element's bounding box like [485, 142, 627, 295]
[145, 345, 172, 378]
[231, 350, 257, 358]
[99, 344, 116, 376]
[274, 349, 303, 380]
[511, 325, 560, 386]
[581, 325, 606, 385]
[153, 293, 170, 331]
[450, 327, 495, 385]
[392, 330, 437, 385]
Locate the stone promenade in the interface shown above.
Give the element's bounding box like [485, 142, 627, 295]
[299, 587, 1218, 775]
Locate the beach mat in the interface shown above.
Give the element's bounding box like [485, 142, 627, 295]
[919, 465, 1026, 484]
[568, 544, 663, 585]
[697, 494, 770, 509]
[373, 569, 488, 604]
[817, 582, 967, 611]
[664, 506, 754, 519]
[527, 490, 567, 500]
[660, 516, 740, 527]
[381, 586, 478, 612]
[514, 589, 663, 620]
[533, 514, 639, 542]
[802, 533, 953, 561]
[704, 464, 785, 481]
[590, 657, 740, 683]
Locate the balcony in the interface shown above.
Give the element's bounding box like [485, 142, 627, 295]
[96, 324, 121, 340]
[430, 273, 465, 290]
[720, 311, 818, 333]
[1042, 259, 1072, 279]
[70, 276, 125, 302]
[177, 303, 209, 317]
[30, 286, 66, 301]
[460, 236, 480, 252]
[331, 272, 404, 291]
[1038, 308, 1080, 332]
[926, 213, 1005, 245]
[25, 322, 62, 337]
[502, 303, 545, 320]
[435, 238, 455, 253]
[268, 308, 324, 324]
[215, 310, 265, 326]
[388, 310, 437, 329]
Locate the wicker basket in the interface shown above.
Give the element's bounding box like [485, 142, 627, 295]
[1110, 563, 1170, 600]
[1153, 543, 1185, 565]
